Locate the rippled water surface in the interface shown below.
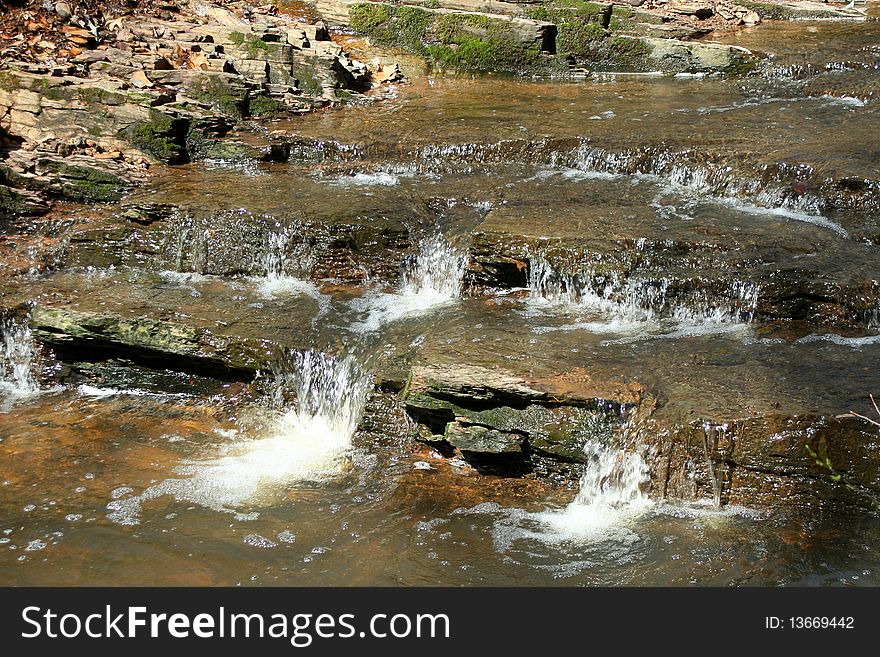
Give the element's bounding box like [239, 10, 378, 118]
[2, 17, 880, 586]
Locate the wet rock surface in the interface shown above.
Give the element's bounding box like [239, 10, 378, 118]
[2, 4, 880, 586]
[0, 1, 403, 218]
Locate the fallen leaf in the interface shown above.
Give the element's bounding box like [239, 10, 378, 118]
[61, 25, 92, 38]
[129, 69, 154, 88]
[187, 51, 209, 70]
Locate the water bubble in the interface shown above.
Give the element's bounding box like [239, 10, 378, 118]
[243, 534, 276, 549]
[25, 539, 46, 551]
[64, 514, 82, 522]
[277, 530, 296, 544]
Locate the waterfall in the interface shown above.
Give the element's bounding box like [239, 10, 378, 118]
[350, 233, 467, 331]
[535, 439, 651, 541]
[401, 233, 468, 300]
[258, 222, 319, 298]
[528, 256, 760, 331]
[528, 256, 669, 325]
[107, 349, 371, 523]
[270, 349, 371, 459]
[0, 314, 39, 401]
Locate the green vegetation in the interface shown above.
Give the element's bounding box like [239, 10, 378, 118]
[125, 109, 188, 163]
[349, 3, 393, 33]
[229, 31, 271, 58]
[292, 63, 324, 96]
[188, 76, 247, 119]
[248, 94, 286, 117]
[36, 158, 128, 201]
[737, 0, 839, 20]
[77, 87, 126, 106]
[348, 3, 560, 74]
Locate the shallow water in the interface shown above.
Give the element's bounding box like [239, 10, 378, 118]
[2, 18, 880, 586]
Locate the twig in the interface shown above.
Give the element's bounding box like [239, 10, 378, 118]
[847, 394, 880, 428]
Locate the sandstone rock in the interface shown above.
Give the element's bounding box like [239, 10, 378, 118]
[129, 70, 154, 88]
[668, 2, 714, 18]
[635, 36, 757, 74]
[29, 306, 272, 379]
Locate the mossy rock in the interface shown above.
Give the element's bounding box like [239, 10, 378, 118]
[77, 87, 127, 107]
[122, 109, 190, 163]
[248, 94, 287, 117]
[291, 62, 324, 96]
[187, 76, 248, 119]
[35, 158, 130, 202]
[348, 3, 562, 75]
[737, 1, 843, 20]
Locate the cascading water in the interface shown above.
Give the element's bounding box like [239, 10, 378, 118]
[0, 314, 39, 402]
[534, 439, 651, 541]
[401, 233, 468, 300]
[528, 256, 668, 326]
[351, 233, 468, 331]
[107, 349, 371, 523]
[258, 222, 319, 298]
[528, 255, 760, 335]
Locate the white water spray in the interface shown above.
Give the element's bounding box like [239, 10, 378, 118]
[258, 224, 320, 299]
[534, 439, 651, 542]
[0, 315, 39, 402]
[528, 256, 759, 335]
[351, 233, 468, 331]
[107, 350, 371, 523]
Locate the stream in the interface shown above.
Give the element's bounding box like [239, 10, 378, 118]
[1, 16, 880, 586]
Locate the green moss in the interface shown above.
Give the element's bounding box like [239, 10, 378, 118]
[395, 6, 434, 50]
[607, 35, 652, 65]
[36, 158, 128, 202]
[558, 19, 606, 54]
[426, 37, 555, 75]
[248, 94, 286, 117]
[423, 0, 439, 7]
[0, 71, 20, 92]
[187, 76, 246, 119]
[0, 184, 34, 215]
[526, 0, 612, 59]
[611, 6, 633, 20]
[292, 64, 324, 96]
[349, 3, 558, 75]
[30, 78, 77, 101]
[527, 0, 610, 25]
[349, 3, 393, 32]
[77, 87, 126, 106]
[124, 109, 189, 163]
[229, 31, 247, 46]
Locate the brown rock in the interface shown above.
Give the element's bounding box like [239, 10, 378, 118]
[128, 71, 153, 89]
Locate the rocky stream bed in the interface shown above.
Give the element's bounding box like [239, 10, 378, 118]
[1, 0, 879, 585]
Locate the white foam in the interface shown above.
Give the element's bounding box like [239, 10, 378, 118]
[797, 333, 880, 348]
[527, 167, 617, 183]
[330, 172, 400, 187]
[255, 274, 322, 300]
[527, 257, 758, 338]
[721, 200, 849, 237]
[351, 234, 467, 331]
[106, 351, 371, 524]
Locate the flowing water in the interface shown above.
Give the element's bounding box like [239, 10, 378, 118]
[2, 17, 880, 585]
[0, 313, 39, 406]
